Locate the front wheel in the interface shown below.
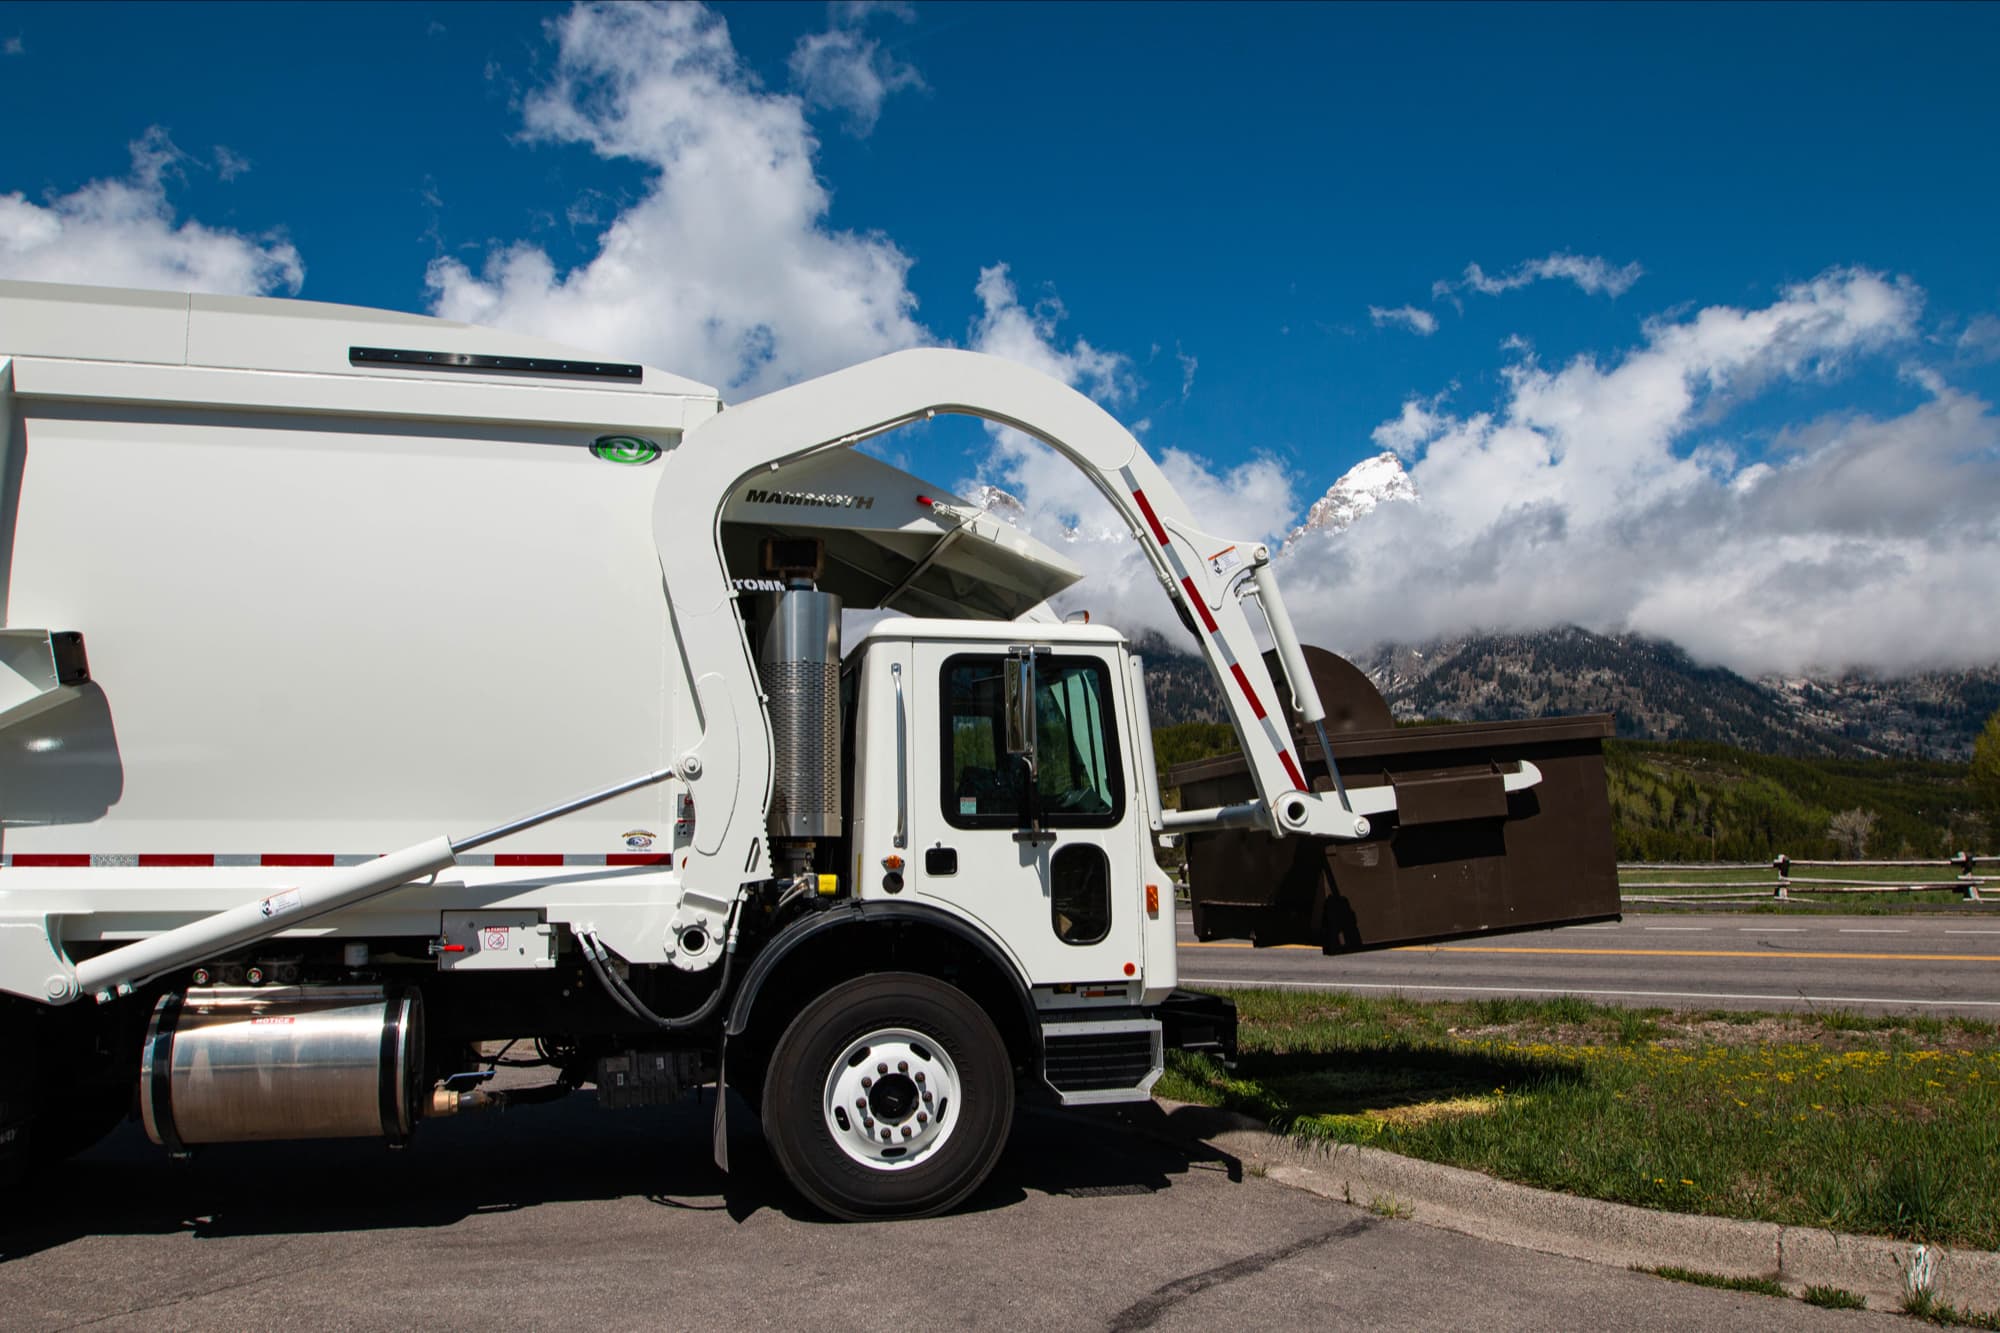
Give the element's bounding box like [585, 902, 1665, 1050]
[760, 972, 1013, 1220]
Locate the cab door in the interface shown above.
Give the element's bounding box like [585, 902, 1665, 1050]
[906, 643, 1141, 985]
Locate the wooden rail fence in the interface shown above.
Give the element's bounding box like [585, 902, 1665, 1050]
[1620, 853, 1996, 905]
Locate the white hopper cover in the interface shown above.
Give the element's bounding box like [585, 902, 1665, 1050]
[717, 449, 1081, 621]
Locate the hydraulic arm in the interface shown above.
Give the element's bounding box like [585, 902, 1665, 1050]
[652, 348, 1535, 909]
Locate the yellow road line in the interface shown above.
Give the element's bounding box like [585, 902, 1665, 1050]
[1179, 941, 2000, 964]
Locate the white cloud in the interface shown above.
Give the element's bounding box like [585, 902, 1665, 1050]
[427, 0, 927, 395]
[788, 1, 922, 136]
[3, 35, 21, 56]
[1370, 388, 1453, 458]
[1177, 346, 1198, 400]
[1435, 252, 1643, 300]
[1270, 266, 2000, 676]
[1368, 304, 1438, 336]
[0, 127, 302, 295]
[969, 262, 1131, 403]
[1956, 313, 2000, 363]
[212, 145, 252, 181]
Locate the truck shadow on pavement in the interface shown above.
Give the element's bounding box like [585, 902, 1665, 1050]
[1169, 1046, 1591, 1129]
[2, 1095, 1235, 1260]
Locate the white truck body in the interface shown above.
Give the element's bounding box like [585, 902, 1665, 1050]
[0, 280, 1467, 1218]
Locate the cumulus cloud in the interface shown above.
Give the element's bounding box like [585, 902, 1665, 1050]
[1271, 266, 2000, 676]
[427, 0, 926, 395]
[1369, 304, 1438, 336]
[1370, 389, 1453, 458]
[788, 1, 923, 136]
[0, 127, 302, 295]
[1433, 252, 1643, 301]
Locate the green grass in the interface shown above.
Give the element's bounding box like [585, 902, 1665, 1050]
[1640, 1266, 1787, 1298]
[1801, 1284, 1868, 1310]
[1157, 989, 2000, 1249]
[1905, 1290, 2000, 1329]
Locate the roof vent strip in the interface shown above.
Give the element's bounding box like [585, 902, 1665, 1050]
[348, 346, 643, 382]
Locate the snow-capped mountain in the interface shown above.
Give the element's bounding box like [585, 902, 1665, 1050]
[969, 483, 1027, 524]
[968, 482, 1124, 544]
[1284, 451, 1417, 548]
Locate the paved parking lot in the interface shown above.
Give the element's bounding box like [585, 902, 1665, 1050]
[2, 1093, 1895, 1330]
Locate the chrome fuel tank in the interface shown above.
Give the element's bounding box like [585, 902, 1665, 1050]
[141, 985, 422, 1148]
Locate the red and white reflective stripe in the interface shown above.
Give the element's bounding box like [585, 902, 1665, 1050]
[1131, 488, 1172, 546]
[1122, 467, 1311, 796]
[1, 852, 672, 868]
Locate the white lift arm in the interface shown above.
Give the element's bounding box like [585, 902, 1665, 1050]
[654, 348, 1478, 909]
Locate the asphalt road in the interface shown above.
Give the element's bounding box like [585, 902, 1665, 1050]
[2, 1095, 1896, 1331]
[1177, 910, 2000, 1016]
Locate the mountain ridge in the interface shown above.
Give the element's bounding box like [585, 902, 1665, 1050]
[1135, 625, 1999, 761]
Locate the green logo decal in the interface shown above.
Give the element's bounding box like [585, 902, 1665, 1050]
[590, 434, 662, 465]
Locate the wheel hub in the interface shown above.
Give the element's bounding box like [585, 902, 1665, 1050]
[822, 1027, 961, 1171]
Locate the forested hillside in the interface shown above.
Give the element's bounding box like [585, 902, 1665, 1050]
[1147, 723, 1988, 861]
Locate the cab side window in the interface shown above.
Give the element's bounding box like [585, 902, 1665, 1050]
[940, 654, 1124, 829]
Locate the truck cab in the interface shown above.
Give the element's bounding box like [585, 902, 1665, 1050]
[846, 619, 1178, 1028]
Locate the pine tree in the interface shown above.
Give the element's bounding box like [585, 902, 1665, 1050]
[1973, 709, 2000, 823]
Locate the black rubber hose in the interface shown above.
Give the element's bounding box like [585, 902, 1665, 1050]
[580, 930, 736, 1031]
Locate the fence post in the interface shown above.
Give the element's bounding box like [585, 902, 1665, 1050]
[1772, 853, 1790, 901]
[1953, 851, 1981, 902]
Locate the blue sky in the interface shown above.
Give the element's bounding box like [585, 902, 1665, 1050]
[3, 2, 1997, 674]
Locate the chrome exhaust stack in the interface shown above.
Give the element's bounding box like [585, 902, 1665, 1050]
[756, 538, 843, 884]
[141, 985, 423, 1151]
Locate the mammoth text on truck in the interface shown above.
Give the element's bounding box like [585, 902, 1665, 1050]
[0, 281, 1615, 1218]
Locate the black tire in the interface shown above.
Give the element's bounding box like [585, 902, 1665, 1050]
[761, 971, 1013, 1220]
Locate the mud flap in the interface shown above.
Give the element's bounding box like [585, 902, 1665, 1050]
[711, 1036, 729, 1173]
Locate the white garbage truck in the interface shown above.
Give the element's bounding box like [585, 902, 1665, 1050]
[0, 280, 1555, 1219]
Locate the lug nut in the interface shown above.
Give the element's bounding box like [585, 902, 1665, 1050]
[877, 1062, 888, 1075]
[881, 1129, 892, 1141]
[861, 1076, 873, 1088]
[901, 1125, 913, 1138]
[917, 1112, 929, 1124]
[855, 1098, 867, 1109]
[922, 1091, 933, 1104]
[914, 1072, 925, 1084]
[897, 1061, 908, 1073]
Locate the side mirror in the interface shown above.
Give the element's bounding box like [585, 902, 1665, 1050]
[1004, 649, 1037, 779]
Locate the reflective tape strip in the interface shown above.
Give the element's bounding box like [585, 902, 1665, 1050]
[1229, 664, 1267, 720]
[1130, 488, 1171, 545]
[4, 852, 673, 868]
[1179, 577, 1219, 631]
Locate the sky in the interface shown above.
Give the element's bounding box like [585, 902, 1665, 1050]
[2, 1, 1997, 677]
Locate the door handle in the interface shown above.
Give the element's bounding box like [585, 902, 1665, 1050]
[891, 661, 908, 849]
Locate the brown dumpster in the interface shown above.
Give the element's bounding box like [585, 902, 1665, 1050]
[1165, 648, 1619, 952]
